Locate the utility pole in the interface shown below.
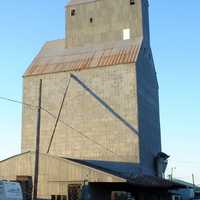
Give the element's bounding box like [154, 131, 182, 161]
[192, 174, 195, 188]
[33, 79, 42, 200]
[171, 167, 176, 181]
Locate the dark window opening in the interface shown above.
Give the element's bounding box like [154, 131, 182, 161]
[111, 192, 136, 200]
[63, 196, 67, 200]
[90, 17, 93, 23]
[57, 195, 61, 200]
[51, 195, 56, 200]
[68, 184, 81, 200]
[71, 9, 76, 16]
[130, 0, 135, 5]
[51, 195, 67, 200]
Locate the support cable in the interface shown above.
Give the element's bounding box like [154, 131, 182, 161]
[46, 75, 71, 153]
[0, 94, 122, 160]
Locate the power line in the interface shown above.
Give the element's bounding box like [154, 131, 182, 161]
[0, 96, 36, 110]
[169, 161, 200, 166]
[40, 108, 123, 159]
[0, 95, 123, 160]
[176, 161, 200, 164]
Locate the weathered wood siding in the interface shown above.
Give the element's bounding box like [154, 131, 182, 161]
[0, 152, 124, 199]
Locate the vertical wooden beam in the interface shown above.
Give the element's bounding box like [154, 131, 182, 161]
[33, 79, 42, 200]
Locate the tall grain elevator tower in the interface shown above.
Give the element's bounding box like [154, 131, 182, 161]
[22, 0, 162, 177]
[0, 0, 174, 199]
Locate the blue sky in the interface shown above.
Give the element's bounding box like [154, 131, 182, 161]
[0, 0, 200, 184]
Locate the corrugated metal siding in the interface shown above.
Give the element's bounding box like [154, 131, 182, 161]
[0, 152, 125, 198]
[24, 39, 142, 77]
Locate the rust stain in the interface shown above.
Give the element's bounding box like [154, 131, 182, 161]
[24, 43, 141, 77]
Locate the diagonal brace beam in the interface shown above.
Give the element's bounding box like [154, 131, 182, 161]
[46, 75, 72, 153]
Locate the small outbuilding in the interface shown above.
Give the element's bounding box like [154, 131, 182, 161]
[0, 152, 184, 200]
[0, 152, 124, 199]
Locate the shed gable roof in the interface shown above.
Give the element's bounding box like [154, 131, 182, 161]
[24, 38, 142, 77]
[65, 158, 186, 189]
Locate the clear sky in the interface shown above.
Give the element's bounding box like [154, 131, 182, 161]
[0, 0, 199, 184]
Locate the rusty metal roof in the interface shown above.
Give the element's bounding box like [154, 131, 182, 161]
[24, 39, 142, 77]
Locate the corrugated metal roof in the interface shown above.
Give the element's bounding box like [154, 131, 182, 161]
[66, 158, 186, 189]
[90, 178, 186, 189]
[24, 39, 142, 77]
[66, 158, 140, 179]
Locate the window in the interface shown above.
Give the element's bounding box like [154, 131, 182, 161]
[130, 0, 135, 5]
[123, 29, 130, 40]
[57, 196, 61, 200]
[51, 195, 56, 200]
[90, 17, 93, 23]
[51, 195, 67, 200]
[71, 9, 76, 16]
[111, 192, 136, 200]
[68, 184, 81, 200]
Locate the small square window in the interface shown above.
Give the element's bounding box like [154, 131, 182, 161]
[90, 17, 93, 23]
[71, 9, 76, 16]
[123, 29, 130, 40]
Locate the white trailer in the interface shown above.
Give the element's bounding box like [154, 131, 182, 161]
[0, 180, 23, 200]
